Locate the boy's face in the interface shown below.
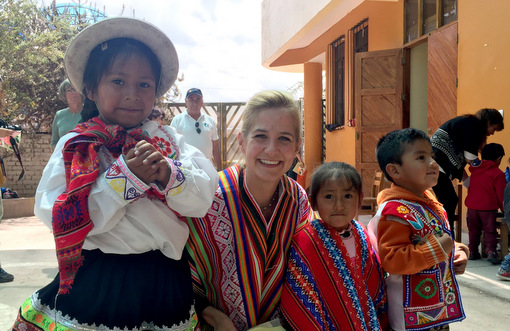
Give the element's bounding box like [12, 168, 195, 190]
[388, 139, 439, 197]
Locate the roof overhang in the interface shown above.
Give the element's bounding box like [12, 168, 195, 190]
[261, 0, 398, 72]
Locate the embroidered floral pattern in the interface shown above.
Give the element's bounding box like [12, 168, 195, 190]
[415, 278, 438, 299]
[397, 205, 409, 214]
[384, 199, 465, 329]
[153, 136, 176, 158]
[405, 312, 418, 325]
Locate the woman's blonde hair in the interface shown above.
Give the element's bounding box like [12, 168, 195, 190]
[238, 90, 302, 167]
[241, 90, 302, 139]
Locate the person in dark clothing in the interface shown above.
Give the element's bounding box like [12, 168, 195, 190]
[431, 108, 504, 240]
[0, 126, 15, 283]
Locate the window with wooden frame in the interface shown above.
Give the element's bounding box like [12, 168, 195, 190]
[326, 19, 368, 130]
[348, 19, 368, 121]
[405, 0, 457, 44]
[325, 36, 346, 130]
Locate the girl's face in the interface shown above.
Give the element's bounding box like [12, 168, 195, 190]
[238, 107, 300, 187]
[87, 53, 156, 129]
[315, 177, 362, 232]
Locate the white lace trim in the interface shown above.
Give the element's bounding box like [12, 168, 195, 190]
[29, 292, 195, 331]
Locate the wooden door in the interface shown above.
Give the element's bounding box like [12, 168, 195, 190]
[427, 22, 458, 135]
[355, 48, 408, 199]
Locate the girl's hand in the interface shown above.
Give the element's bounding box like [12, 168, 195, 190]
[124, 140, 170, 187]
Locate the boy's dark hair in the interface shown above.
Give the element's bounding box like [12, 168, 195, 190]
[481, 143, 505, 161]
[376, 128, 430, 182]
[308, 161, 362, 209]
[81, 38, 162, 122]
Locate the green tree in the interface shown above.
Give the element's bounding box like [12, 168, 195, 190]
[0, 0, 182, 132]
[0, 0, 82, 132]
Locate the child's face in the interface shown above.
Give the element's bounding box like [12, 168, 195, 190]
[315, 177, 362, 232]
[88, 54, 156, 129]
[390, 139, 439, 197]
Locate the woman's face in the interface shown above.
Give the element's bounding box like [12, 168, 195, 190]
[487, 123, 501, 136]
[238, 107, 301, 187]
[65, 86, 82, 107]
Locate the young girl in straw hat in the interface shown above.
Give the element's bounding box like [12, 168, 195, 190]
[13, 17, 218, 330]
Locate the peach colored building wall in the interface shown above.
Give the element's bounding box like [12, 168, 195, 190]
[458, 0, 510, 169]
[320, 1, 403, 166]
[264, 0, 510, 178]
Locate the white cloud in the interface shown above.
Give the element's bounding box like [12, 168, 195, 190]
[40, 0, 303, 102]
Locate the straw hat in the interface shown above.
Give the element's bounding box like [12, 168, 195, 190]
[64, 17, 178, 98]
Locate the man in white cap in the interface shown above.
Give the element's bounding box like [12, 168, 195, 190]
[171, 88, 222, 170]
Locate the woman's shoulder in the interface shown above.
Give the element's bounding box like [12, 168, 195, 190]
[440, 115, 482, 135]
[445, 114, 478, 127]
[55, 107, 70, 116]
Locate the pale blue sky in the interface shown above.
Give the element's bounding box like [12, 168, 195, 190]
[38, 0, 304, 102]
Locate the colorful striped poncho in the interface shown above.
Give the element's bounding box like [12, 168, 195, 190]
[186, 165, 313, 330]
[280, 219, 388, 331]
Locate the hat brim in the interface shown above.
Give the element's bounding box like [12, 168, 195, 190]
[64, 17, 178, 98]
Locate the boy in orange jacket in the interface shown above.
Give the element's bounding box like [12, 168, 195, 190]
[368, 128, 468, 331]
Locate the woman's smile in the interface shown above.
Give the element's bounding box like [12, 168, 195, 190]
[259, 159, 280, 166]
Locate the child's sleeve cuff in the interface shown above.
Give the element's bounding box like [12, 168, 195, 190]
[102, 155, 150, 203]
[423, 233, 448, 266]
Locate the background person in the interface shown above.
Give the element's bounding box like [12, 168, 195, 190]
[186, 90, 314, 330]
[171, 88, 222, 169]
[465, 143, 506, 263]
[51, 78, 83, 147]
[431, 108, 504, 239]
[0, 126, 15, 283]
[498, 159, 510, 281]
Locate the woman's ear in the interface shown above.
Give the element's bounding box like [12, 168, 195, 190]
[237, 132, 246, 154]
[295, 139, 303, 154]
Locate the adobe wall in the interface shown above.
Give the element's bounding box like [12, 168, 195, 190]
[1, 133, 52, 198]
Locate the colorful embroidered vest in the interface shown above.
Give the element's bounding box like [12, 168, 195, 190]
[381, 199, 465, 330]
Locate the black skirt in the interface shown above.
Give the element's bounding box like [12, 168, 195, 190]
[14, 249, 196, 330]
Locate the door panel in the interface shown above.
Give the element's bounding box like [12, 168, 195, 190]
[355, 48, 407, 200]
[427, 23, 458, 135]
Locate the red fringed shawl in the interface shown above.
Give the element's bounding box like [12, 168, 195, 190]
[52, 117, 165, 294]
